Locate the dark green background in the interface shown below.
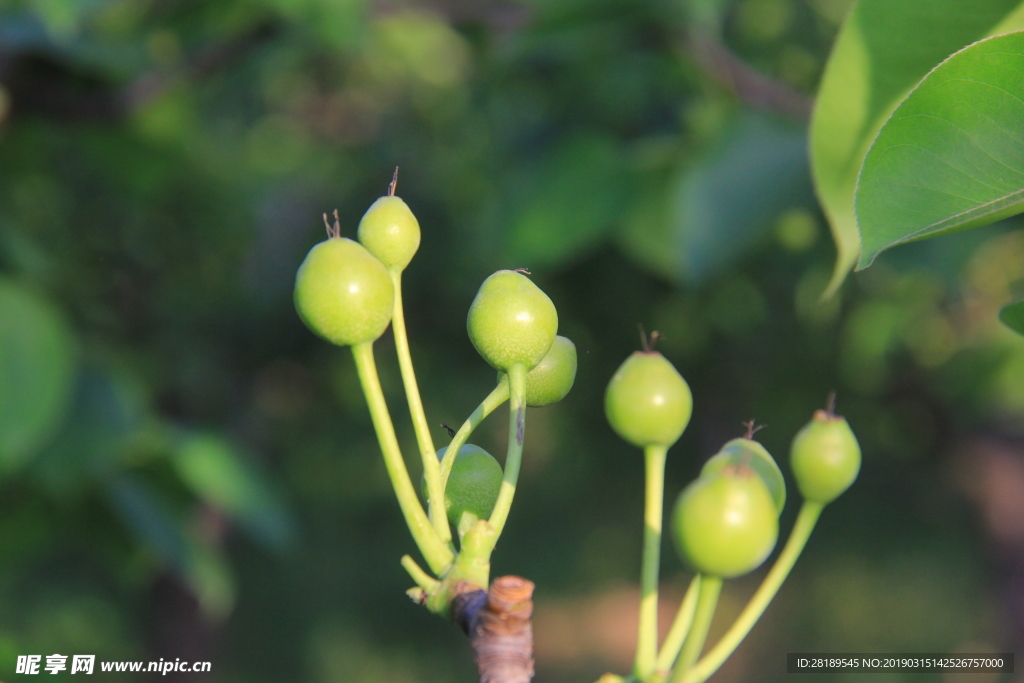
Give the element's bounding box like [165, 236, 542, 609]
[1, 0, 1022, 681]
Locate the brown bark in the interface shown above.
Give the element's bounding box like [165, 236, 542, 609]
[453, 576, 535, 683]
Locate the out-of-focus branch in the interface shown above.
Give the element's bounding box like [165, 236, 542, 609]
[686, 30, 812, 121]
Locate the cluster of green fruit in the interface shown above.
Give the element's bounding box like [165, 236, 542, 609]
[292, 177, 861, 683]
[606, 348, 859, 572]
[293, 179, 577, 613]
[604, 347, 860, 683]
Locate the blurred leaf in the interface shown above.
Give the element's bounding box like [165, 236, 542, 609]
[1001, 299, 1024, 335]
[620, 114, 809, 283]
[31, 372, 141, 496]
[0, 13, 52, 50]
[182, 535, 236, 620]
[682, 0, 731, 28]
[25, 0, 85, 37]
[107, 476, 188, 573]
[0, 278, 75, 469]
[855, 33, 1024, 267]
[504, 134, 626, 269]
[107, 476, 236, 618]
[262, 0, 367, 48]
[809, 0, 1024, 294]
[173, 435, 294, 550]
[366, 9, 470, 89]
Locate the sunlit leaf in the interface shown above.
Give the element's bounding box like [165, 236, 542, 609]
[1001, 299, 1024, 335]
[855, 32, 1024, 266]
[0, 279, 75, 469]
[810, 0, 1024, 294]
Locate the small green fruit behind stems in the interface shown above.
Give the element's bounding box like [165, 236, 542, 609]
[498, 335, 577, 407]
[439, 383, 509, 487]
[672, 471, 778, 579]
[424, 444, 503, 530]
[702, 438, 786, 515]
[790, 409, 861, 504]
[605, 351, 692, 448]
[357, 195, 421, 271]
[467, 270, 558, 373]
[294, 237, 394, 346]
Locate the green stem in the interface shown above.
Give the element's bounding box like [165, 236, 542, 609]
[439, 379, 510, 487]
[656, 575, 701, 674]
[351, 342, 453, 574]
[484, 363, 527, 550]
[389, 269, 450, 544]
[401, 554, 440, 593]
[680, 502, 823, 683]
[634, 444, 668, 681]
[670, 575, 722, 682]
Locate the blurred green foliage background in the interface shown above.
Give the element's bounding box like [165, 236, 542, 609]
[1, 0, 1024, 681]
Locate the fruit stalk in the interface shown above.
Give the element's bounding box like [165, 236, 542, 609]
[671, 575, 722, 681]
[634, 443, 668, 681]
[389, 268, 451, 543]
[440, 380, 511, 487]
[656, 575, 701, 674]
[679, 501, 823, 683]
[351, 341, 453, 573]
[402, 554, 441, 593]
[485, 363, 528, 549]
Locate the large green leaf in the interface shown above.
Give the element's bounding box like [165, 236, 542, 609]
[1001, 299, 1024, 335]
[0, 279, 76, 469]
[809, 0, 1024, 294]
[855, 32, 1024, 266]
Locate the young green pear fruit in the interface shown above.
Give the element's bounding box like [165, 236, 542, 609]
[790, 409, 861, 504]
[673, 470, 778, 578]
[605, 351, 692, 448]
[467, 270, 557, 372]
[357, 195, 421, 271]
[702, 438, 786, 515]
[294, 237, 393, 346]
[498, 335, 577, 407]
[430, 444, 503, 528]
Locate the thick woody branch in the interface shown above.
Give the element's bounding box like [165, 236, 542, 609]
[453, 576, 535, 683]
